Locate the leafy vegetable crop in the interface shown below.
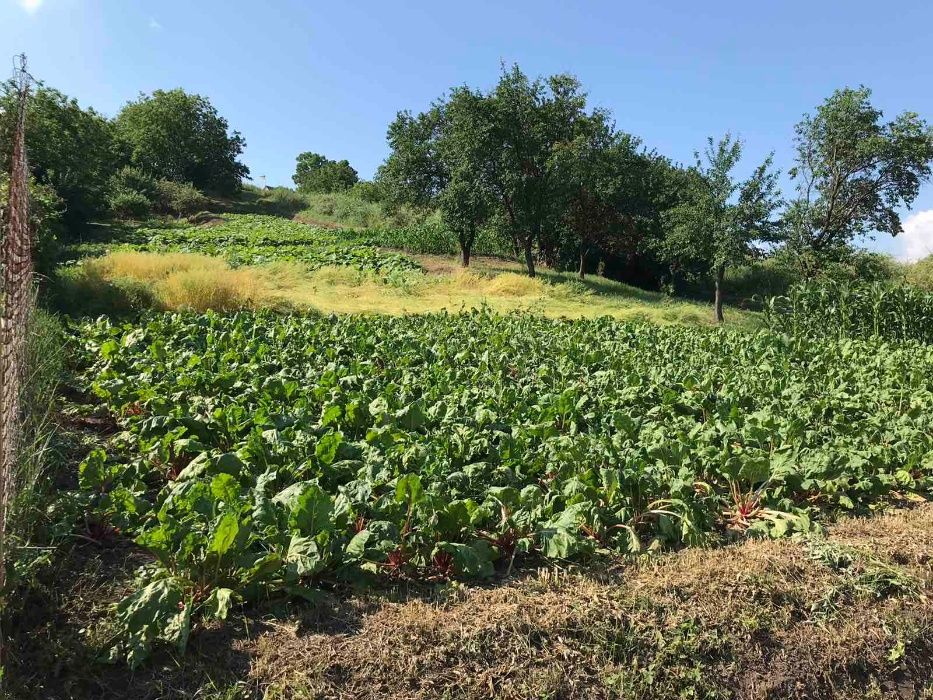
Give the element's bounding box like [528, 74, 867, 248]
[69, 310, 933, 665]
[72, 214, 423, 278]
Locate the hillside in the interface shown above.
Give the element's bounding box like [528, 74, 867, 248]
[57, 213, 755, 326]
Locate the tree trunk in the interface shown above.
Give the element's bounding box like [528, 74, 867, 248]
[713, 264, 725, 324]
[459, 228, 474, 268]
[578, 247, 586, 280]
[523, 236, 536, 278]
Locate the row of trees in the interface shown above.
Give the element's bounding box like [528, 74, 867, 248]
[375, 66, 933, 320]
[0, 84, 248, 235]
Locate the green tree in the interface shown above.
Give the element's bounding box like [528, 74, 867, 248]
[381, 92, 495, 266]
[662, 135, 782, 323]
[436, 87, 496, 267]
[0, 81, 117, 227]
[486, 67, 587, 276]
[114, 88, 248, 195]
[293, 152, 359, 193]
[551, 113, 653, 279]
[378, 105, 447, 209]
[787, 87, 933, 270]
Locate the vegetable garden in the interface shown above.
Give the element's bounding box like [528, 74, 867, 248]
[71, 214, 424, 278]
[66, 309, 933, 666]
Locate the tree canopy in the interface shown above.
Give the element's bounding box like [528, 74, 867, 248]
[0, 81, 116, 225]
[114, 88, 248, 195]
[292, 152, 359, 193]
[660, 135, 782, 322]
[786, 86, 933, 268]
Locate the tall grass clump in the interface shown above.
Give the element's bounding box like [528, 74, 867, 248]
[56, 251, 273, 315]
[764, 279, 933, 344]
[1, 305, 65, 601]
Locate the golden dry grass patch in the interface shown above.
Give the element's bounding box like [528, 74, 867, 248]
[74, 251, 282, 312]
[71, 251, 755, 326]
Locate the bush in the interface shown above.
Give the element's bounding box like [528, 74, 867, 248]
[108, 190, 152, 220]
[1, 175, 64, 275]
[154, 180, 209, 217]
[351, 180, 384, 203]
[905, 254, 933, 291]
[252, 186, 308, 217]
[109, 166, 158, 200]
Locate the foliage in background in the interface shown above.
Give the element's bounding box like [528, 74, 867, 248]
[0, 174, 64, 275]
[764, 279, 933, 344]
[379, 65, 704, 287]
[67, 309, 932, 666]
[905, 253, 933, 291]
[0, 81, 116, 229]
[114, 89, 248, 196]
[660, 135, 782, 322]
[292, 152, 359, 193]
[785, 86, 933, 269]
[299, 190, 427, 229]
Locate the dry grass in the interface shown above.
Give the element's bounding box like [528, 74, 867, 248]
[251, 507, 933, 700]
[85, 251, 229, 282]
[64, 251, 755, 327]
[67, 251, 288, 313]
[280, 263, 750, 326]
[6, 503, 930, 700]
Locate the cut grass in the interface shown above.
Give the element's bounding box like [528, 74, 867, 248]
[6, 502, 931, 699]
[63, 249, 755, 326]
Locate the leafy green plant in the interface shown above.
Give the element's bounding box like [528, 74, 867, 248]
[68, 309, 933, 666]
[765, 279, 933, 344]
[98, 214, 424, 279]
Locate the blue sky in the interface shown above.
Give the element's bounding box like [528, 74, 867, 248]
[4, 0, 933, 259]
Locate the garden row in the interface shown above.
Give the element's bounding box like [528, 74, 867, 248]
[66, 309, 933, 665]
[69, 214, 424, 278]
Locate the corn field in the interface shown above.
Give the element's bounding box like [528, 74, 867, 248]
[764, 279, 933, 345]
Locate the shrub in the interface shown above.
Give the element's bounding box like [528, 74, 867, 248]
[108, 190, 152, 220]
[154, 180, 209, 217]
[1, 175, 64, 274]
[905, 255, 933, 291]
[255, 187, 308, 217]
[109, 166, 158, 200]
[351, 180, 384, 203]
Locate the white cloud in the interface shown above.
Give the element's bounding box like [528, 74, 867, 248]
[900, 209, 933, 261]
[148, 17, 162, 30]
[18, 0, 43, 13]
